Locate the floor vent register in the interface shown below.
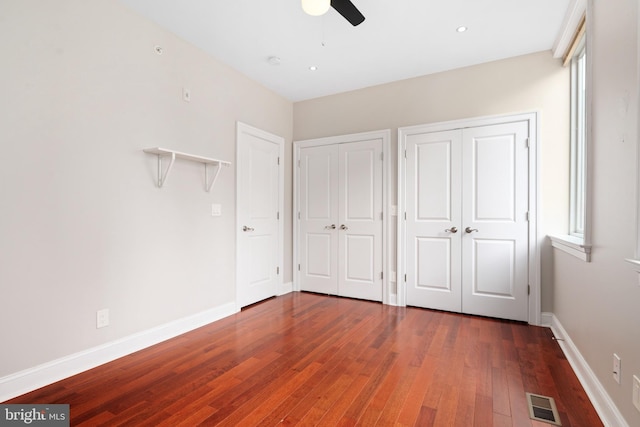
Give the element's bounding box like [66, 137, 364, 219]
[526, 392, 561, 426]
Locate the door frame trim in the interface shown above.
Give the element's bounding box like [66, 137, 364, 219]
[397, 112, 541, 325]
[293, 129, 392, 304]
[235, 121, 285, 309]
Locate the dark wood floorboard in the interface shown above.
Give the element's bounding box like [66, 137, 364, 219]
[5, 292, 603, 426]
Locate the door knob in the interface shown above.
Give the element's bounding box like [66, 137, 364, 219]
[465, 227, 478, 233]
[242, 225, 255, 232]
[325, 224, 336, 229]
[340, 224, 348, 230]
[445, 227, 458, 233]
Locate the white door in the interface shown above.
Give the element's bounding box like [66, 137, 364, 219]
[405, 130, 462, 312]
[404, 121, 529, 321]
[338, 140, 383, 301]
[299, 139, 383, 301]
[461, 122, 529, 321]
[237, 123, 283, 308]
[299, 145, 339, 295]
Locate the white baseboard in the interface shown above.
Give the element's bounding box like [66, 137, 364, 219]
[278, 281, 293, 296]
[549, 313, 629, 427]
[0, 302, 238, 402]
[540, 311, 554, 327]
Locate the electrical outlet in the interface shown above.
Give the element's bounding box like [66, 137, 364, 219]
[613, 353, 621, 384]
[96, 309, 109, 329]
[633, 375, 640, 413]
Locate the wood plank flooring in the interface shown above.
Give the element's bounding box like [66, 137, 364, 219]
[5, 292, 603, 426]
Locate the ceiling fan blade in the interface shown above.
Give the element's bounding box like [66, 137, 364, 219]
[331, 0, 365, 26]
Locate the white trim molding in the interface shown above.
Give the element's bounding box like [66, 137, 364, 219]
[549, 234, 592, 262]
[540, 312, 554, 327]
[549, 313, 630, 427]
[552, 0, 587, 59]
[0, 303, 238, 402]
[278, 281, 293, 296]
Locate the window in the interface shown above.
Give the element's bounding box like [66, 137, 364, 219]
[549, 15, 591, 261]
[569, 36, 586, 238]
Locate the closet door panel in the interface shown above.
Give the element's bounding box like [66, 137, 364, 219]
[299, 145, 339, 295]
[338, 140, 383, 302]
[405, 130, 462, 312]
[462, 121, 529, 321]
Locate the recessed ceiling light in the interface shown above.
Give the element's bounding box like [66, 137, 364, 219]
[456, 26, 468, 33]
[309, 66, 318, 71]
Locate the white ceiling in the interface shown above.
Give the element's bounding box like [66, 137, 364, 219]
[119, 0, 570, 102]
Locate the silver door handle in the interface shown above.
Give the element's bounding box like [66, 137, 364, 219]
[325, 224, 336, 229]
[340, 224, 348, 230]
[445, 227, 458, 233]
[242, 225, 254, 232]
[465, 227, 478, 233]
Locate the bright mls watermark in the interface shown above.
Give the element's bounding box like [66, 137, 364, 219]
[0, 405, 69, 426]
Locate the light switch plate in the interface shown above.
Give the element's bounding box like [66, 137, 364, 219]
[633, 375, 640, 413]
[613, 354, 621, 384]
[96, 309, 109, 329]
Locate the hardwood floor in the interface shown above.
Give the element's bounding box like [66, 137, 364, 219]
[5, 292, 602, 426]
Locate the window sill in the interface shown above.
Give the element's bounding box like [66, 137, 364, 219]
[548, 235, 592, 262]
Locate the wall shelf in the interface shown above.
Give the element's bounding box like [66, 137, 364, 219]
[143, 147, 231, 192]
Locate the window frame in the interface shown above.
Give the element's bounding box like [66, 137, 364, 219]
[549, 6, 592, 262]
[569, 37, 587, 239]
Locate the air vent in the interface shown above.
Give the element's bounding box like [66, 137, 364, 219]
[526, 392, 561, 425]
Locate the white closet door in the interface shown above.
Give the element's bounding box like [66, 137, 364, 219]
[338, 140, 383, 301]
[299, 145, 339, 295]
[405, 130, 462, 312]
[299, 140, 383, 302]
[461, 122, 529, 321]
[404, 120, 530, 322]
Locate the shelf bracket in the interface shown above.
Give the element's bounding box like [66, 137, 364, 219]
[157, 152, 176, 188]
[144, 147, 230, 191]
[204, 163, 222, 193]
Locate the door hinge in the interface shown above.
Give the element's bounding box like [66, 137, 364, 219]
[381, 272, 384, 279]
[297, 160, 301, 168]
[526, 211, 530, 221]
[277, 156, 280, 165]
[404, 149, 407, 159]
[277, 211, 280, 220]
[381, 152, 384, 161]
[298, 264, 301, 271]
[528, 284, 531, 295]
[404, 212, 407, 220]
[277, 266, 280, 275]
[298, 212, 301, 220]
[525, 138, 530, 148]
[380, 212, 384, 220]
[404, 274, 407, 282]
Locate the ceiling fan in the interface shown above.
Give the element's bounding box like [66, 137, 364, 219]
[301, 0, 365, 26]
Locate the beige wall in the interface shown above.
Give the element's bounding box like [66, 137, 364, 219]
[553, 0, 640, 425]
[8, 1, 638, 423]
[294, 50, 571, 312]
[0, 0, 292, 377]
